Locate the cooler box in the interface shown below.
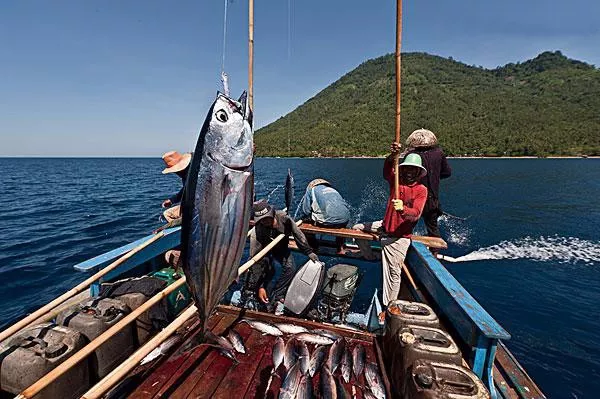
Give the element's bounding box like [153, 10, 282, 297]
[0, 322, 90, 399]
[152, 267, 191, 317]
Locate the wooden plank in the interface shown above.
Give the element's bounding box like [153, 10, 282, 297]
[185, 324, 256, 399]
[406, 242, 510, 342]
[155, 314, 237, 398]
[242, 345, 275, 398]
[299, 224, 448, 249]
[211, 325, 266, 398]
[216, 305, 374, 341]
[127, 314, 222, 399]
[494, 342, 546, 399]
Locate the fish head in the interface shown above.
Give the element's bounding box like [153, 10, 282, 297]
[204, 91, 253, 171]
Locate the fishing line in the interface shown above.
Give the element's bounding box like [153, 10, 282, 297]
[221, 0, 230, 95]
[287, 0, 292, 156]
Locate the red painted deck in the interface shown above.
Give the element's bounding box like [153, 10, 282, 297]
[128, 306, 389, 399]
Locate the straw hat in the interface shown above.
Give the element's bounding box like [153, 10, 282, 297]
[307, 178, 331, 189]
[162, 151, 192, 174]
[400, 153, 427, 178]
[406, 129, 438, 148]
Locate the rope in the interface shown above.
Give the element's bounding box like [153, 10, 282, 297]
[287, 0, 292, 156]
[221, 0, 230, 96]
[221, 0, 228, 73]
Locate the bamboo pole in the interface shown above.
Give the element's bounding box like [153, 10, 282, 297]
[393, 0, 403, 199]
[248, 0, 254, 110]
[238, 220, 302, 275]
[0, 232, 165, 344]
[15, 276, 185, 399]
[81, 304, 198, 399]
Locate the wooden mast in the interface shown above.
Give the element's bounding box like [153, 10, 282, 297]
[394, 0, 403, 198]
[248, 0, 254, 110]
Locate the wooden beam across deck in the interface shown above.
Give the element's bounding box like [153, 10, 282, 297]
[299, 224, 448, 249]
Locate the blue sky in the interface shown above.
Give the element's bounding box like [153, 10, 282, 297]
[1, 0, 598, 156]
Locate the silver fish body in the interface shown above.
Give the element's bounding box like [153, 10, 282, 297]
[312, 329, 341, 341]
[279, 363, 302, 399]
[340, 347, 352, 383]
[336, 377, 351, 399]
[273, 337, 285, 371]
[275, 323, 308, 335]
[352, 344, 366, 379]
[284, 338, 299, 370]
[308, 346, 327, 377]
[296, 374, 314, 399]
[363, 391, 378, 399]
[285, 169, 294, 213]
[294, 332, 334, 346]
[298, 341, 310, 375]
[139, 335, 181, 365]
[241, 319, 283, 336]
[365, 363, 385, 399]
[181, 91, 254, 331]
[227, 330, 246, 354]
[326, 338, 345, 373]
[320, 366, 337, 399]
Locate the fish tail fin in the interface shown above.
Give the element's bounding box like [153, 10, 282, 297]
[180, 332, 205, 354]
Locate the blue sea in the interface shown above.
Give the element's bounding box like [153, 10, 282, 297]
[0, 157, 599, 397]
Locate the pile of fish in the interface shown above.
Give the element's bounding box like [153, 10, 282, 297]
[225, 319, 387, 399]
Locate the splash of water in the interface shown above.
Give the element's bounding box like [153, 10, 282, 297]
[265, 184, 283, 203]
[452, 236, 600, 264]
[439, 214, 471, 247]
[349, 180, 388, 225]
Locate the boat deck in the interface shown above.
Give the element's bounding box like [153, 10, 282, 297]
[128, 306, 388, 399]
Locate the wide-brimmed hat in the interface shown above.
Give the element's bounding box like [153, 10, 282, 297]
[307, 178, 331, 189]
[399, 153, 427, 178]
[406, 129, 438, 148]
[162, 151, 192, 174]
[253, 201, 275, 223]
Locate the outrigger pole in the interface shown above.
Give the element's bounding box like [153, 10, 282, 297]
[248, 0, 254, 110]
[394, 0, 403, 199]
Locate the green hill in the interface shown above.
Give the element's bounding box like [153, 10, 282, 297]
[255, 51, 600, 157]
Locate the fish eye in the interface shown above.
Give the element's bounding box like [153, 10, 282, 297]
[215, 109, 229, 123]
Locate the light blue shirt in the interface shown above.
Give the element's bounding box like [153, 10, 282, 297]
[298, 184, 350, 225]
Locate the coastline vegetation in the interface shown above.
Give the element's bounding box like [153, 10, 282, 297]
[255, 51, 599, 157]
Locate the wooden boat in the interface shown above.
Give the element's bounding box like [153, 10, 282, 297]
[0, 224, 545, 399]
[0, 2, 547, 398]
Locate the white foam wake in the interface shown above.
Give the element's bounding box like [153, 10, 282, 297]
[451, 236, 600, 264]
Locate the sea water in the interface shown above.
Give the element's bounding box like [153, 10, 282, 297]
[0, 157, 598, 397]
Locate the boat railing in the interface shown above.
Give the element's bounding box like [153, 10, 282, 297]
[73, 227, 182, 295]
[406, 241, 511, 399]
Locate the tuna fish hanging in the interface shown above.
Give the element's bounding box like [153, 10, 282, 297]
[181, 91, 254, 331]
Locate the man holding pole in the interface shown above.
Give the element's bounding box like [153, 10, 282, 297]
[353, 144, 427, 310]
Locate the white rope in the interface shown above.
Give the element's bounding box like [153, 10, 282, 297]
[221, 0, 228, 73]
[221, 0, 230, 96]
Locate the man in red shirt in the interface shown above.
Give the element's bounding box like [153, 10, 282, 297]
[353, 142, 428, 307]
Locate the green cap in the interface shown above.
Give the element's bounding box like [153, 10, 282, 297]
[399, 153, 427, 177]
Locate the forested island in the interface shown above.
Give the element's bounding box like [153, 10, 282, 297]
[255, 51, 599, 157]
